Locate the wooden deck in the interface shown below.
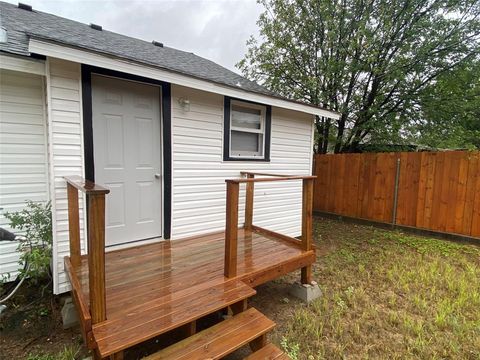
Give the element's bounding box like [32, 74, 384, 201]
[66, 227, 315, 357]
[63, 173, 316, 359]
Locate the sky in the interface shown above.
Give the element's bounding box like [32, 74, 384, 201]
[5, 0, 263, 73]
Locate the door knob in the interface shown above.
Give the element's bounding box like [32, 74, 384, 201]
[154, 173, 161, 179]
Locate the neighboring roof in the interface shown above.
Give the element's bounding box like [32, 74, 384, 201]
[0, 1, 339, 117]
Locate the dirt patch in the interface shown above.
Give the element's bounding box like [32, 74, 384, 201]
[0, 279, 87, 359]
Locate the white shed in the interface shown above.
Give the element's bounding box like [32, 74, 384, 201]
[0, 2, 339, 294]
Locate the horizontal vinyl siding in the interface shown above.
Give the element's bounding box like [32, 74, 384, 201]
[46, 59, 85, 294]
[171, 85, 313, 239]
[0, 69, 49, 280]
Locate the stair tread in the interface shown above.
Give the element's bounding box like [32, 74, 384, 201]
[244, 343, 291, 360]
[144, 307, 276, 360]
[93, 279, 256, 357]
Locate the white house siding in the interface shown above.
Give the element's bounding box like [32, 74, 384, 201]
[41, 64, 312, 294]
[45, 58, 86, 294]
[0, 69, 49, 280]
[171, 85, 313, 239]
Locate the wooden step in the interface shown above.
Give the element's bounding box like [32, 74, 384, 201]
[93, 279, 256, 358]
[143, 307, 276, 360]
[244, 343, 291, 360]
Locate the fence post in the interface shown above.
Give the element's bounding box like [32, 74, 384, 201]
[392, 157, 401, 225]
[224, 181, 239, 278]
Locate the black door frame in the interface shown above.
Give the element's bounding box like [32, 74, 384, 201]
[81, 64, 172, 240]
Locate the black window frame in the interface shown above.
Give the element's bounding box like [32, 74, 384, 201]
[223, 96, 271, 162]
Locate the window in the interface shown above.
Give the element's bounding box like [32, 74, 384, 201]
[223, 97, 271, 161]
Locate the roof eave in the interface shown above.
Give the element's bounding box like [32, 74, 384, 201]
[28, 36, 341, 119]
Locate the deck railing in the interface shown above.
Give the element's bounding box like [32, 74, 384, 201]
[64, 172, 315, 326]
[224, 172, 316, 283]
[64, 175, 110, 325]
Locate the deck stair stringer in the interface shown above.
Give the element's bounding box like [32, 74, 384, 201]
[142, 307, 290, 360]
[245, 343, 291, 360]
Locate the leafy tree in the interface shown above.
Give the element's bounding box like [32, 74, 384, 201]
[238, 0, 480, 153]
[413, 59, 480, 149]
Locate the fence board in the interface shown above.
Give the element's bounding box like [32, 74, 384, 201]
[313, 151, 480, 239]
[470, 153, 480, 237]
[416, 152, 428, 228]
[424, 153, 438, 229]
[453, 153, 469, 234]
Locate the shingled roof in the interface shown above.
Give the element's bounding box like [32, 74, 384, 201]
[0, 1, 274, 96]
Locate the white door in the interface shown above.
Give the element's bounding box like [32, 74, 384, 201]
[92, 75, 162, 247]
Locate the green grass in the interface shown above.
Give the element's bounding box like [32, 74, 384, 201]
[26, 346, 80, 360]
[277, 219, 480, 360]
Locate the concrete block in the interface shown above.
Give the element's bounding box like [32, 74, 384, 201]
[289, 281, 322, 303]
[61, 297, 79, 329]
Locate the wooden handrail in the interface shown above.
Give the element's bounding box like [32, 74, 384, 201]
[240, 171, 295, 177]
[64, 175, 109, 325]
[226, 175, 316, 184]
[224, 172, 316, 283]
[64, 175, 110, 195]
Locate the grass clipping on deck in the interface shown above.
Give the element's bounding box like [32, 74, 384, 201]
[280, 219, 480, 360]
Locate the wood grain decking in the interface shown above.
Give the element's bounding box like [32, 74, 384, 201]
[65, 227, 315, 358]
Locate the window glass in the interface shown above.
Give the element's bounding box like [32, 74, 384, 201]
[231, 104, 261, 130]
[231, 131, 263, 155]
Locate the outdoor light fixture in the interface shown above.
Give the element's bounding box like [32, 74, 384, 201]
[178, 97, 190, 112]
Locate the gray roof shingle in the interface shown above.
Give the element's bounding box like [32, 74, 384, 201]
[0, 1, 274, 96]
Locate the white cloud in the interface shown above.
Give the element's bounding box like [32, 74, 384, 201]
[5, 0, 262, 73]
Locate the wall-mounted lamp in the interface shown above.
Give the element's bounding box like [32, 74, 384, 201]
[178, 97, 190, 112]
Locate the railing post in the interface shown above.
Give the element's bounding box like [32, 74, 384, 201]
[88, 193, 107, 324]
[244, 174, 254, 231]
[67, 183, 81, 267]
[224, 180, 239, 278]
[301, 178, 314, 284]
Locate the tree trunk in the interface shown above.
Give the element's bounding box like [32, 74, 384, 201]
[334, 114, 347, 153]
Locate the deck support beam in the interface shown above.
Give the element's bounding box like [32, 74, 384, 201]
[67, 183, 81, 267]
[65, 176, 110, 324]
[301, 178, 314, 284]
[109, 351, 124, 360]
[244, 173, 254, 231]
[250, 334, 268, 352]
[180, 321, 197, 337]
[230, 299, 248, 315]
[88, 193, 107, 324]
[224, 181, 239, 278]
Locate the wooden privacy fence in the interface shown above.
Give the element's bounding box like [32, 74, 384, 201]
[313, 151, 480, 238]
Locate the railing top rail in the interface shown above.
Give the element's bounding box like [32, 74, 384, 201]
[226, 174, 316, 184]
[64, 175, 110, 195]
[240, 171, 296, 178]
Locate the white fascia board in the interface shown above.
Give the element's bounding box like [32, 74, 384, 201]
[0, 53, 46, 75]
[28, 39, 340, 120]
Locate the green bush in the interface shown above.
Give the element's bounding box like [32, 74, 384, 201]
[4, 201, 52, 283]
